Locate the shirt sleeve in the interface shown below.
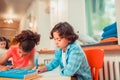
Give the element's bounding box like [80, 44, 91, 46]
[46, 49, 61, 71]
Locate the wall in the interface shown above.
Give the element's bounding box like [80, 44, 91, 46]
[68, 0, 87, 34]
[20, 0, 87, 50]
[0, 20, 19, 38]
[20, 0, 51, 50]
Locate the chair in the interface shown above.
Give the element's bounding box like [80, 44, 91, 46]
[84, 49, 104, 80]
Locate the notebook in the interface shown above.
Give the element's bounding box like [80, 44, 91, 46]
[0, 69, 37, 79]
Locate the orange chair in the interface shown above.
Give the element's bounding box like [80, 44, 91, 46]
[84, 49, 104, 80]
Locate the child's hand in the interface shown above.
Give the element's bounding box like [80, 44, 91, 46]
[5, 66, 13, 70]
[0, 65, 5, 71]
[0, 65, 12, 71]
[38, 66, 48, 73]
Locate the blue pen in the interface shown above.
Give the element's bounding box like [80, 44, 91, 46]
[36, 58, 38, 69]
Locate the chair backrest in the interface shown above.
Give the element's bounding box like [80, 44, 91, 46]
[84, 49, 104, 80]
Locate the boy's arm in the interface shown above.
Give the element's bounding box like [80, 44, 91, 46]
[35, 49, 61, 73]
[45, 49, 61, 71]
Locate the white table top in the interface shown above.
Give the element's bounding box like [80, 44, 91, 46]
[34, 69, 71, 80]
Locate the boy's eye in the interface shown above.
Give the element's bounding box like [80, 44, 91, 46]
[54, 38, 61, 41]
[57, 39, 61, 41]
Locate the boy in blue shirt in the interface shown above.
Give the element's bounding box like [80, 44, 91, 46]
[37, 22, 92, 80]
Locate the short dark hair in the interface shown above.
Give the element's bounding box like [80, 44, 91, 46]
[50, 22, 78, 44]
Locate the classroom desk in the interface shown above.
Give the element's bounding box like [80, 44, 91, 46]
[0, 69, 77, 80]
[35, 69, 77, 80]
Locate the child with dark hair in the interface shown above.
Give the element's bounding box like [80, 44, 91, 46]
[37, 22, 92, 80]
[0, 30, 40, 70]
[0, 37, 9, 49]
[0, 37, 11, 65]
[0, 37, 8, 59]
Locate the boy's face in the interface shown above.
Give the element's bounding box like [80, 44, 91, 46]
[53, 31, 70, 51]
[0, 41, 6, 49]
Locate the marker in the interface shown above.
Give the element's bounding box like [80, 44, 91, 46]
[36, 58, 38, 69]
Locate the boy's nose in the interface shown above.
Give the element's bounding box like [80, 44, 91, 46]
[55, 41, 58, 45]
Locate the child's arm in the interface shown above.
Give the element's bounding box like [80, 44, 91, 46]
[45, 49, 61, 71]
[36, 49, 60, 73]
[0, 53, 10, 65]
[0, 64, 13, 71]
[25, 55, 35, 70]
[15, 55, 35, 70]
[0, 65, 12, 71]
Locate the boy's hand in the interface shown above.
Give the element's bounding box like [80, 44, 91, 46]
[38, 66, 48, 73]
[33, 66, 48, 73]
[37, 66, 48, 73]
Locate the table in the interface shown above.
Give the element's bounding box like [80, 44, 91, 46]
[34, 69, 77, 80]
[0, 69, 77, 80]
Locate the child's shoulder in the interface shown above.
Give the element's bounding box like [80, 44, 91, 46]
[68, 41, 82, 50]
[70, 41, 80, 47]
[10, 45, 18, 50]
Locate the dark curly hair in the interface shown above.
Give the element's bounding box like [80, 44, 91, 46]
[12, 30, 40, 52]
[50, 22, 78, 44]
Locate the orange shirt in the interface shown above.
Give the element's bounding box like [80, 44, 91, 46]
[6, 46, 35, 68]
